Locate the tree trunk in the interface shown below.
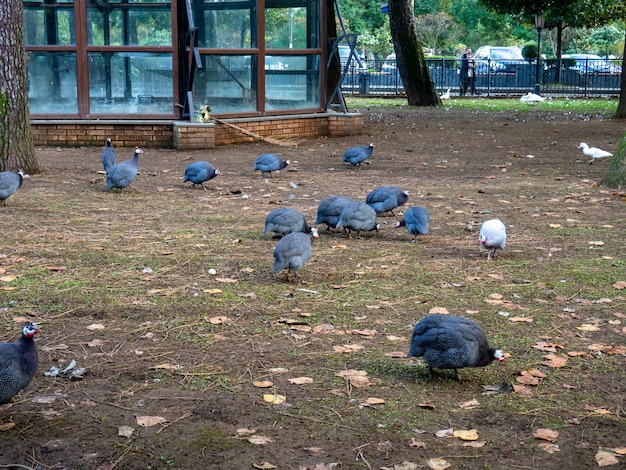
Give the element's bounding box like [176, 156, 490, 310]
[615, 33, 626, 119]
[388, 0, 440, 106]
[0, 0, 38, 174]
[602, 134, 626, 189]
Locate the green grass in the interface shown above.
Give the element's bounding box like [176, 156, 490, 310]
[346, 96, 618, 115]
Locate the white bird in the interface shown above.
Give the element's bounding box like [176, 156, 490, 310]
[520, 92, 546, 103]
[578, 142, 612, 165]
[477, 219, 506, 261]
[440, 89, 451, 100]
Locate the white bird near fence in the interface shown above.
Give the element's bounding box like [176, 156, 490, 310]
[578, 142, 613, 165]
[520, 92, 546, 103]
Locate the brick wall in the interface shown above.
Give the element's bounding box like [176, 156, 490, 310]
[31, 112, 362, 149]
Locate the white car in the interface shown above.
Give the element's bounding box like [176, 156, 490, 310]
[473, 46, 524, 74]
[562, 54, 622, 74]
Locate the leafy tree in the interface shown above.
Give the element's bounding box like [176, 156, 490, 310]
[602, 133, 626, 189]
[387, 0, 441, 106]
[0, 0, 38, 173]
[415, 12, 461, 55]
[589, 25, 624, 58]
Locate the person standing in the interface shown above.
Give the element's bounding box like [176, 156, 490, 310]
[460, 48, 476, 96]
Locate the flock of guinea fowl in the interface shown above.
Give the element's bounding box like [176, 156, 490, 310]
[0, 135, 614, 402]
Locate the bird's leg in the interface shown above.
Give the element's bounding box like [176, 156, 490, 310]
[588, 159, 594, 165]
[345, 229, 352, 239]
[453, 369, 460, 381]
[201, 183, 208, 191]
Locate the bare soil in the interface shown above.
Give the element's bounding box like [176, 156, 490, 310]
[1, 105, 625, 470]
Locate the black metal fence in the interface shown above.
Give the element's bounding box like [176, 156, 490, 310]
[341, 58, 623, 98]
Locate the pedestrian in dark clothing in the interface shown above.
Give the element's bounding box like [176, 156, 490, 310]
[460, 48, 476, 96]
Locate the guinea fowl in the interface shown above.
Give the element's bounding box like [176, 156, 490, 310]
[316, 195, 352, 230]
[0, 170, 26, 206]
[273, 228, 319, 282]
[336, 200, 380, 239]
[477, 219, 506, 260]
[395, 206, 430, 242]
[342, 143, 374, 166]
[578, 142, 612, 165]
[407, 314, 505, 380]
[264, 207, 311, 238]
[106, 146, 143, 191]
[0, 322, 40, 404]
[101, 138, 117, 173]
[366, 185, 410, 215]
[183, 161, 221, 190]
[253, 154, 290, 176]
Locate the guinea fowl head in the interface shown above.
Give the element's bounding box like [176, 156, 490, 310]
[134, 147, 144, 157]
[214, 168, 222, 176]
[22, 322, 40, 339]
[492, 349, 506, 362]
[310, 227, 319, 238]
[403, 190, 411, 197]
[477, 234, 487, 244]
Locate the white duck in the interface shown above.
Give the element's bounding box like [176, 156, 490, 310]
[578, 142, 613, 165]
[440, 89, 451, 100]
[520, 92, 546, 103]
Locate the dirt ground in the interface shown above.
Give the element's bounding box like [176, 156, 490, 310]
[1, 104, 625, 470]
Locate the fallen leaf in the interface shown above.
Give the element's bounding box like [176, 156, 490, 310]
[86, 323, 105, 331]
[409, 439, 426, 448]
[549, 224, 562, 228]
[149, 363, 182, 371]
[612, 281, 626, 290]
[463, 441, 487, 448]
[577, 323, 601, 332]
[203, 288, 223, 295]
[533, 428, 559, 442]
[362, 397, 385, 406]
[429, 307, 449, 314]
[262, 394, 286, 405]
[509, 316, 534, 323]
[236, 427, 257, 435]
[288, 377, 314, 385]
[426, 458, 451, 470]
[215, 277, 238, 283]
[385, 351, 407, 358]
[596, 451, 619, 467]
[395, 462, 419, 470]
[487, 273, 504, 280]
[435, 427, 454, 438]
[136, 416, 167, 427]
[247, 435, 274, 445]
[453, 429, 479, 441]
[567, 351, 587, 357]
[543, 354, 568, 368]
[512, 384, 533, 398]
[208, 315, 230, 324]
[253, 380, 274, 388]
[516, 374, 540, 386]
[0, 422, 16, 431]
[458, 399, 480, 409]
[0, 274, 17, 282]
[588, 241, 605, 246]
[611, 448, 626, 455]
[118, 426, 134, 437]
[538, 443, 560, 453]
[252, 462, 277, 469]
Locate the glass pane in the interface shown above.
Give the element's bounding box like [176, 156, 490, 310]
[198, 8, 252, 48]
[265, 55, 320, 110]
[27, 52, 78, 114]
[194, 55, 257, 114]
[265, 7, 311, 49]
[88, 52, 173, 114]
[24, 6, 76, 45]
[87, 3, 172, 46]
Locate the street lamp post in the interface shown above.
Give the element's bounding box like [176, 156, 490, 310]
[534, 13, 545, 95]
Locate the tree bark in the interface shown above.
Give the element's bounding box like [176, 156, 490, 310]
[0, 0, 39, 174]
[388, 0, 440, 106]
[615, 33, 626, 119]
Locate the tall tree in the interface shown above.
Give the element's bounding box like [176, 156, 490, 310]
[388, 0, 441, 106]
[0, 0, 38, 173]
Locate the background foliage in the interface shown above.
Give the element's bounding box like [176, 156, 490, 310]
[337, 0, 625, 60]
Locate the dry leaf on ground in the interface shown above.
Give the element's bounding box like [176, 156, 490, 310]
[118, 426, 134, 437]
[426, 458, 451, 470]
[136, 416, 167, 427]
[538, 443, 560, 453]
[429, 307, 449, 314]
[263, 394, 286, 405]
[288, 377, 314, 385]
[595, 451, 620, 467]
[453, 429, 479, 441]
[252, 461, 277, 469]
[533, 428, 559, 441]
[247, 435, 273, 445]
[253, 380, 273, 388]
[543, 354, 568, 368]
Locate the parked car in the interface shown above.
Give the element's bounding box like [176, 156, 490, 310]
[562, 54, 622, 74]
[473, 46, 524, 74]
[338, 45, 366, 71]
[381, 53, 397, 73]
